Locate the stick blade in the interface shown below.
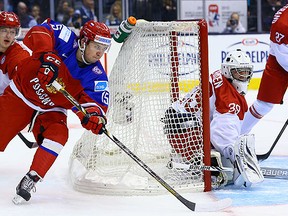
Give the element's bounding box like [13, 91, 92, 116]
[195, 198, 232, 212]
[257, 154, 267, 162]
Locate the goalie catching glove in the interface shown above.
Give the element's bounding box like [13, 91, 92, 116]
[74, 106, 106, 134]
[37, 52, 61, 86]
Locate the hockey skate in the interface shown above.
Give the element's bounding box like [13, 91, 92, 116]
[12, 170, 41, 205]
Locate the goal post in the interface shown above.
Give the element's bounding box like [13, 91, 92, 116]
[198, 19, 211, 192]
[69, 19, 211, 194]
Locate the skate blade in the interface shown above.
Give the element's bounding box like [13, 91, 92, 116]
[12, 194, 26, 205]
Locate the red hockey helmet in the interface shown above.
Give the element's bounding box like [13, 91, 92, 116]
[80, 20, 112, 46]
[0, 11, 20, 28]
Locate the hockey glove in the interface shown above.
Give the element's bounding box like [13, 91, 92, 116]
[74, 107, 106, 134]
[38, 52, 61, 86]
[161, 107, 200, 134]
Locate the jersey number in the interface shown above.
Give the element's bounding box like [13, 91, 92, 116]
[51, 24, 63, 31]
[102, 91, 109, 105]
[228, 103, 240, 115]
[275, 32, 285, 43]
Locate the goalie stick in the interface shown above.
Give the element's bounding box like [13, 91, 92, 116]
[167, 160, 234, 172]
[168, 161, 288, 180]
[50, 80, 232, 212]
[256, 118, 288, 162]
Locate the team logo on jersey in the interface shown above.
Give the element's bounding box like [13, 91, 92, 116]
[92, 66, 102, 74]
[1, 55, 6, 64]
[94, 81, 108, 91]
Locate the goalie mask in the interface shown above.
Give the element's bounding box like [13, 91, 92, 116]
[0, 11, 21, 38]
[221, 49, 253, 95]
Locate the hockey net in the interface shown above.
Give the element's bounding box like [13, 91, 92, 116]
[69, 19, 210, 195]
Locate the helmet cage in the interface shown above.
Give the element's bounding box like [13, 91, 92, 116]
[230, 66, 253, 82]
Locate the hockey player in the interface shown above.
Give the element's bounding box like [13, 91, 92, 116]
[0, 11, 30, 95]
[163, 49, 264, 188]
[0, 19, 112, 203]
[241, 4, 288, 135]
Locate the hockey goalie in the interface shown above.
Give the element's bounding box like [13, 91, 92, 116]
[163, 49, 264, 188]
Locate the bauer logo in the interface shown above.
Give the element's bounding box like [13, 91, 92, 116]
[148, 40, 199, 76]
[221, 38, 270, 73]
[94, 81, 108, 92]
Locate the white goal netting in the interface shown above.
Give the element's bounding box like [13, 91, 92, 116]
[69, 19, 210, 195]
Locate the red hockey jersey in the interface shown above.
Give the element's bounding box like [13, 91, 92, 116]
[0, 41, 30, 94]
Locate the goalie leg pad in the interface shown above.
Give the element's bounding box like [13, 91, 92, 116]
[233, 134, 264, 187]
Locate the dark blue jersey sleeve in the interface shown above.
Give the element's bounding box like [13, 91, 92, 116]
[40, 19, 78, 60]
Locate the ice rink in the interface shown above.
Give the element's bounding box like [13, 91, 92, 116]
[1, 90, 288, 216]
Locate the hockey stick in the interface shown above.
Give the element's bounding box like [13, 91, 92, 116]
[168, 161, 288, 180]
[17, 133, 38, 149]
[167, 160, 234, 172]
[257, 118, 288, 162]
[51, 80, 232, 212]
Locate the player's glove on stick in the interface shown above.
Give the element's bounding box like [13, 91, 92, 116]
[75, 107, 106, 134]
[38, 52, 61, 86]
